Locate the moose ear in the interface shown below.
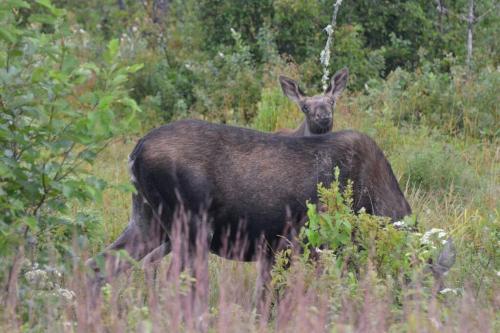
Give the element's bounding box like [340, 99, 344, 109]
[325, 67, 349, 100]
[279, 75, 305, 103]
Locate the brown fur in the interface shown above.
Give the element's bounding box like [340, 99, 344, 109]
[88, 120, 411, 288]
[278, 68, 349, 136]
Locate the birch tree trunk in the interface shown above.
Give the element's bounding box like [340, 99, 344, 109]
[320, 0, 344, 91]
[466, 0, 474, 71]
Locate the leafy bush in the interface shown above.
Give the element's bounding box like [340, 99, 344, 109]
[130, 57, 196, 122]
[191, 29, 261, 124]
[330, 24, 385, 90]
[299, 168, 430, 281]
[0, 1, 141, 262]
[196, 0, 274, 59]
[363, 63, 499, 138]
[272, 0, 329, 64]
[270, 168, 459, 310]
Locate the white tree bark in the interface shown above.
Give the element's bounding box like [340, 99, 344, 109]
[466, 0, 474, 71]
[321, 0, 344, 91]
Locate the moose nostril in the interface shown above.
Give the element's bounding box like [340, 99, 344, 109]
[319, 112, 332, 120]
[317, 117, 332, 126]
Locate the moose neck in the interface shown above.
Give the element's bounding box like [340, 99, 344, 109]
[293, 121, 311, 136]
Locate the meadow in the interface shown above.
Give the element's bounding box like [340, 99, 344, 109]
[1, 1, 498, 332]
[4, 93, 497, 332]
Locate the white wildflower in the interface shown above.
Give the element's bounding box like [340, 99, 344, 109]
[45, 265, 63, 279]
[132, 26, 138, 33]
[393, 221, 406, 228]
[218, 52, 225, 58]
[439, 288, 459, 295]
[25, 269, 48, 286]
[56, 287, 76, 302]
[421, 228, 447, 245]
[496, 271, 500, 277]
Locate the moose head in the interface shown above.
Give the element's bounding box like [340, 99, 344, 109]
[279, 68, 349, 135]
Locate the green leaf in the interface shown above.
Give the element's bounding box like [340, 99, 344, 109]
[111, 74, 127, 86]
[0, 27, 18, 44]
[29, 13, 57, 25]
[31, 67, 46, 83]
[35, 0, 63, 16]
[127, 63, 144, 73]
[35, 0, 53, 9]
[104, 39, 120, 63]
[120, 97, 141, 112]
[97, 95, 114, 111]
[3, 0, 30, 9]
[23, 216, 38, 232]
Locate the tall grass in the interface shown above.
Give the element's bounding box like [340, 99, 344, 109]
[1, 215, 497, 332]
[1, 86, 498, 332]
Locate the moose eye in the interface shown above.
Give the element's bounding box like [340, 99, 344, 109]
[302, 105, 310, 113]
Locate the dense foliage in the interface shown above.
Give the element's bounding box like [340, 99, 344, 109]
[0, 1, 141, 259]
[49, 0, 498, 132]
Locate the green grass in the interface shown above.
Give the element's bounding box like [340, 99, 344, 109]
[2, 92, 498, 332]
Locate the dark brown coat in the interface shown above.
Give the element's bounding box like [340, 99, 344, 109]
[93, 119, 411, 276]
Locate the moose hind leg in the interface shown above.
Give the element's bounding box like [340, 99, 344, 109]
[87, 193, 166, 283]
[141, 241, 172, 283]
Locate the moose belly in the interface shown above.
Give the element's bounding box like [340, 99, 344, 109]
[208, 198, 308, 261]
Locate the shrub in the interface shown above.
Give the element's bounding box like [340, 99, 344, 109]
[191, 29, 261, 124]
[330, 24, 385, 90]
[270, 168, 458, 310]
[299, 168, 430, 281]
[130, 57, 196, 122]
[272, 0, 329, 64]
[362, 62, 499, 139]
[0, 1, 141, 264]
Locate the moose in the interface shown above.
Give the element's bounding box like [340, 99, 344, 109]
[277, 68, 348, 136]
[87, 119, 412, 292]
